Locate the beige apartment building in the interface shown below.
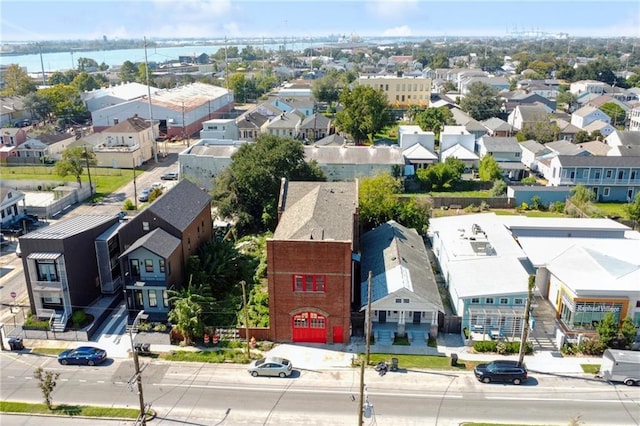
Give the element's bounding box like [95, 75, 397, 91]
[357, 75, 432, 107]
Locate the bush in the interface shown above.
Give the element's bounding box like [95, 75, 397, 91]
[24, 315, 51, 330]
[153, 323, 167, 332]
[496, 341, 507, 355]
[580, 338, 606, 356]
[521, 176, 537, 184]
[137, 322, 152, 332]
[71, 311, 88, 329]
[473, 341, 497, 352]
[123, 199, 135, 211]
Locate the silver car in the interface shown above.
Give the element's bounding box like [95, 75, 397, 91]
[248, 356, 293, 377]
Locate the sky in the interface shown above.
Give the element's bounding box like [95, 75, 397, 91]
[1, 0, 639, 42]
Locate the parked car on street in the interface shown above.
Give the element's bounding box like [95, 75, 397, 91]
[138, 188, 151, 202]
[474, 360, 528, 384]
[58, 346, 107, 366]
[248, 356, 293, 377]
[160, 171, 179, 180]
[151, 182, 164, 190]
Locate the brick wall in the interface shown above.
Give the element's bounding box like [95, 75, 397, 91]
[267, 239, 353, 343]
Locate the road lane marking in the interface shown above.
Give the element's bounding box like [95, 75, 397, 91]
[486, 396, 640, 403]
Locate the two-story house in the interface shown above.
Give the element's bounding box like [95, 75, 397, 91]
[476, 136, 525, 180]
[507, 104, 549, 131]
[116, 179, 213, 322]
[267, 179, 358, 344]
[19, 215, 120, 331]
[0, 128, 28, 163]
[0, 187, 26, 226]
[95, 114, 158, 168]
[547, 155, 640, 202]
[570, 105, 611, 130]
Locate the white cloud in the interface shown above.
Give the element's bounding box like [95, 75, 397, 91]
[382, 25, 413, 37]
[365, 0, 420, 20]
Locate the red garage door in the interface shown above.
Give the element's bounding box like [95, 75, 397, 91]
[292, 311, 326, 343]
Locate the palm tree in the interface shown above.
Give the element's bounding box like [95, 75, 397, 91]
[167, 277, 214, 345]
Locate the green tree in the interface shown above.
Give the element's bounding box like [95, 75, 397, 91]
[489, 179, 507, 196]
[416, 157, 464, 191]
[556, 91, 578, 112]
[77, 57, 99, 71]
[23, 92, 51, 122]
[71, 71, 103, 92]
[518, 121, 559, 144]
[459, 82, 501, 121]
[118, 60, 139, 83]
[312, 72, 341, 105]
[38, 84, 86, 123]
[574, 130, 591, 144]
[478, 154, 502, 181]
[414, 106, 455, 140]
[334, 85, 394, 145]
[54, 147, 96, 186]
[167, 278, 214, 345]
[213, 134, 324, 234]
[569, 184, 594, 207]
[228, 73, 248, 102]
[34, 367, 60, 409]
[619, 317, 638, 349]
[1, 64, 37, 96]
[624, 193, 640, 221]
[596, 312, 619, 347]
[599, 103, 626, 127]
[358, 172, 402, 230]
[393, 197, 431, 234]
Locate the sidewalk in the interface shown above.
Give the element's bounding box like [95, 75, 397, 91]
[13, 332, 602, 376]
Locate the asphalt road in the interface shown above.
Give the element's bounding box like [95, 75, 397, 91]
[1, 352, 639, 426]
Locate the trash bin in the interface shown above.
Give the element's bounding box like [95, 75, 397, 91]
[9, 337, 24, 351]
[450, 353, 458, 367]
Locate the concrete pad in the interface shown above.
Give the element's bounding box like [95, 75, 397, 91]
[265, 343, 356, 370]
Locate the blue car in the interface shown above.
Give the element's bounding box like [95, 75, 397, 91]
[58, 346, 107, 366]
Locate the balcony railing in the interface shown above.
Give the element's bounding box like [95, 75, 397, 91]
[559, 177, 640, 186]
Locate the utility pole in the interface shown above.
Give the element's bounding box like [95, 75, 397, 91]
[518, 275, 535, 366]
[38, 44, 46, 85]
[132, 158, 138, 210]
[82, 146, 93, 201]
[358, 271, 373, 426]
[144, 36, 158, 163]
[241, 280, 250, 359]
[128, 310, 148, 425]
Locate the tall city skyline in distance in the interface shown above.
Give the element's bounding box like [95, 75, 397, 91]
[1, 0, 639, 42]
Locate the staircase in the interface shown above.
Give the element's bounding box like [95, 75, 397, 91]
[51, 312, 67, 332]
[375, 330, 394, 345]
[529, 296, 560, 351]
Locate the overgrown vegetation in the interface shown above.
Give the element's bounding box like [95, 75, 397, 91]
[472, 340, 534, 355]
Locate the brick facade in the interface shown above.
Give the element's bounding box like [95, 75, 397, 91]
[267, 239, 353, 343]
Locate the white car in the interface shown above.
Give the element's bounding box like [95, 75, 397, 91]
[248, 356, 293, 377]
[151, 182, 164, 190]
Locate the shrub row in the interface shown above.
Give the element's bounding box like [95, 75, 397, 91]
[473, 340, 533, 355]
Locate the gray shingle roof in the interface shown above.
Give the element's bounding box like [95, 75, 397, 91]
[480, 136, 521, 152]
[556, 155, 640, 167]
[20, 215, 116, 240]
[519, 140, 546, 154]
[613, 131, 640, 146]
[273, 180, 357, 241]
[147, 179, 211, 232]
[119, 228, 181, 258]
[359, 220, 443, 311]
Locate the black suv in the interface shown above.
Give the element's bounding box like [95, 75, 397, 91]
[474, 360, 528, 385]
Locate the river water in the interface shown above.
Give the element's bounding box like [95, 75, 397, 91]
[0, 41, 327, 73]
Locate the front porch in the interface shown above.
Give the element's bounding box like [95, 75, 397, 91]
[371, 322, 433, 348]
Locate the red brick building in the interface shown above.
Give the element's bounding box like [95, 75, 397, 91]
[267, 179, 359, 344]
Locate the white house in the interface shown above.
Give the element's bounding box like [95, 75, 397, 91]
[571, 105, 611, 129]
[440, 125, 475, 153]
[398, 125, 435, 150]
[94, 115, 158, 168]
[570, 80, 607, 96]
[361, 220, 444, 344]
[0, 187, 25, 226]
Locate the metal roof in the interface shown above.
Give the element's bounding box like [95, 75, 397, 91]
[20, 215, 116, 240]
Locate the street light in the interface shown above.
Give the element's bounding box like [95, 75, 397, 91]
[128, 310, 148, 425]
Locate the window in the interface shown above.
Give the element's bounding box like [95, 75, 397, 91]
[36, 260, 58, 281]
[292, 274, 326, 292]
[145, 259, 153, 272]
[515, 152, 520, 158]
[403, 298, 410, 303]
[485, 297, 494, 304]
[603, 187, 610, 196]
[142, 221, 150, 231]
[159, 259, 165, 273]
[583, 170, 589, 178]
[514, 298, 524, 305]
[471, 298, 480, 304]
[395, 298, 402, 303]
[162, 291, 169, 308]
[606, 170, 613, 178]
[500, 298, 508, 305]
[149, 290, 157, 307]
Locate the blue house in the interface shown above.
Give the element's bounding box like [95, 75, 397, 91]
[548, 155, 640, 202]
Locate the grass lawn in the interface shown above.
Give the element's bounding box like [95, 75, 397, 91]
[429, 191, 490, 197]
[595, 202, 629, 219]
[367, 353, 472, 370]
[160, 349, 253, 364]
[0, 401, 142, 419]
[1, 165, 140, 203]
[581, 364, 601, 374]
